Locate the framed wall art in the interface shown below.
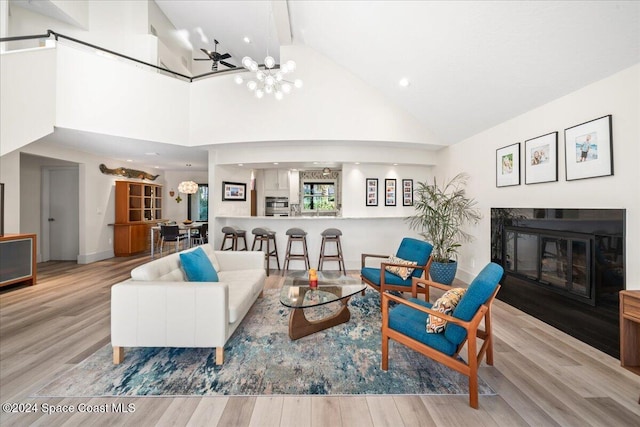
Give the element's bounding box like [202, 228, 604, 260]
[525, 132, 558, 184]
[366, 178, 378, 206]
[402, 179, 413, 206]
[496, 143, 521, 187]
[385, 178, 396, 206]
[222, 181, 246, 201]
[564, 115, 613, 181]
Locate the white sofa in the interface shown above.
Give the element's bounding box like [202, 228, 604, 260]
[111, 243, 266, 365]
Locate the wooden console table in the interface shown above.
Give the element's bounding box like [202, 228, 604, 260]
[620, 290, 640, 403]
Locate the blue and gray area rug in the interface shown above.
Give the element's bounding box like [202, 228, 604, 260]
[35, 289, 495, 397]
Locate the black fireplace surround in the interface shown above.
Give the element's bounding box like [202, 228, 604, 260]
[491, 208, 625, 358]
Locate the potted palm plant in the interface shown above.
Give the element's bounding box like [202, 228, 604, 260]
[407, 173, 481, 284]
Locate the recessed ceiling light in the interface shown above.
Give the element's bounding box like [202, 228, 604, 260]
[355, 162, 360, 165]
[399, 78, 410, 87]
[273, 162, 279, 165]
[154, 166, 160, 169]
[393, 163, 398, 166]
[238, 163, 243, 166]
[145, 152, 159, 156]
[243, 36, 251, 44]
[126, 159, 133, 162]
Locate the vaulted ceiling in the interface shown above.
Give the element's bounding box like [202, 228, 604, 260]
[156, 1, 640, 145]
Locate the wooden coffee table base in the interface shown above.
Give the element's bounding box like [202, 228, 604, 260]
[288, 297, 352, 340]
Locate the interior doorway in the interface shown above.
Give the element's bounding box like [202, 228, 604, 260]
[42, 167, 79, 261]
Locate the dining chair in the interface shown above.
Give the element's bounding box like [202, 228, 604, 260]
[160, 225, 188, 255]
[191, 223, 209, 246]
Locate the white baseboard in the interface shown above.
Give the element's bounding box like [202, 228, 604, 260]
[78, 249, 114, 264]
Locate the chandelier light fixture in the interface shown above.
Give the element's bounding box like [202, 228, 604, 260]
[234, 57, 302, 100]
[178, 181, 198, 194]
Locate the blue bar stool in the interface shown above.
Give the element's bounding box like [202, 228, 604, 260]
[318, 228, 346, 275]
[284, 227, 310, 271]
[251, 227, 280, 276]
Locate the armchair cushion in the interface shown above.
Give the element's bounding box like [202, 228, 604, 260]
[362, 267, 412, 287]
[388, 298, 458, 355]
[427, 288, 466, 333]
[384, 255, 417, 280]
[396, 238, 433, 279]
[180, 247, 219, 282]
[361, 238, 433, 290]
[444, 263, 503, 345]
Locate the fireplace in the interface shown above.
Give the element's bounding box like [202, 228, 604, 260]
[491, 208, 625, 358]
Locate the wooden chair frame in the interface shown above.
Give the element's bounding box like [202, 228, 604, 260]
[381, 276, 501, 409]
[361, 253, 433, 298]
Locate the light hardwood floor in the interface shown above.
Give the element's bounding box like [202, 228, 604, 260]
[1, 254, 638, 426]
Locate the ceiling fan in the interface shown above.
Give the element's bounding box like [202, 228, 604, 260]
[194, 39, 235, 71]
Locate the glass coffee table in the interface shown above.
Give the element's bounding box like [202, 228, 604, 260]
[279, 271, 367, 340]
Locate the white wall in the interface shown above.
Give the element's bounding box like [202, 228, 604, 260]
[148, 0, 192, 76]
[0, 47, 56, 156]
[342, 163, 432, 218]
[6, 1, 153, 60]
[189, 45, 440, 146]
[20, 153, 76, 261]
[0, 150, 21, 233]
[17, 139, 170, 263]
[55, 43, 190, 145]
[51, 0, 89, 29]
[162, 170, 208, 221]
[437, 64, 640, 289]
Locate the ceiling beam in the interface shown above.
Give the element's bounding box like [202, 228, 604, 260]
[271, 0, 292, 45]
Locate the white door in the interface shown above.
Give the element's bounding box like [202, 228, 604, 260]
[48, 168, 79, 260]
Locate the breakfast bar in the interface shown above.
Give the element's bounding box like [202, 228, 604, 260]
[214, 216, 421, 271]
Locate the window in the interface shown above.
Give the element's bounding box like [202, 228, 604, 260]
[187, 184, 208, 221]
[302, 182, 336, 212]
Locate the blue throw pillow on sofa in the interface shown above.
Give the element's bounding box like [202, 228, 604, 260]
[180, 247, 219, 282]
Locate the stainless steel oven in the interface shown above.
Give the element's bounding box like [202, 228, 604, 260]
[265, 197, 289, 216]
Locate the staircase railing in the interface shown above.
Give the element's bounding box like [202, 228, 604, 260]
[0, 29, 244, 82]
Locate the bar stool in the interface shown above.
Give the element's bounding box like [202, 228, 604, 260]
[220, 226, 248, 251]
[318, 228, 346, 275]
[284, 227, 310, 271]
[251, 227, 280, 276]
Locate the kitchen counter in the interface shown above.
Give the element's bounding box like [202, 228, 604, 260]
[213, 216, 421, 271]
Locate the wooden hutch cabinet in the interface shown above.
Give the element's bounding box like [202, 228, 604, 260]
[113, 181, 164, 256]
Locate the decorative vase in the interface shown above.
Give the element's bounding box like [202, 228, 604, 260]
[430, 260, 458, 285]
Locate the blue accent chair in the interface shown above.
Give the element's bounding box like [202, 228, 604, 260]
[361, 237, 433, 298]
[381, 262, 504, 409]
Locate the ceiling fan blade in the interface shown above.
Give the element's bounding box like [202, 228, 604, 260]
[194, 58, 211, 61]
[219, 53, 231, 60]
[200, 48, 211, 54]
[219, 61, 236, 68]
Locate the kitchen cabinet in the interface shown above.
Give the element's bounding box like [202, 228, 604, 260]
[264, 169, 289, 190]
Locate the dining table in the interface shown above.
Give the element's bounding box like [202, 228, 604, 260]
[150, 223, 201, 259]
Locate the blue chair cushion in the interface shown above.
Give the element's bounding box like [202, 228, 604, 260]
[361, 267, 412, 287]
[444, 262, 503, 345]
[180, 247, 219, 282]
[388, 298, 457, 356]
[396, 238, 433, 278]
